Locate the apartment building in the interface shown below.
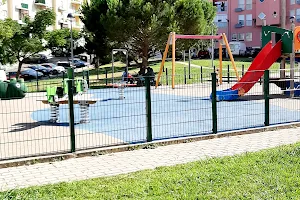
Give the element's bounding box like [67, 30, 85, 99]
[0, 0, 87, 30]
[213, 0, 300, 48]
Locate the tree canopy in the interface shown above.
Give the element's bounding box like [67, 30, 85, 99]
[0, 9, 55, 76]
[81, 0, 216, 71]
[44, 28, 81, 55]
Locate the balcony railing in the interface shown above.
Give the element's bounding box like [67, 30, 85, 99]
[35, 0, 46, 4]
[235, 7, 243, 12]
[235, 21, 244, 28]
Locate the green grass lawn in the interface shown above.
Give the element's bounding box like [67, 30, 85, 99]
[2, 143, 300, 199]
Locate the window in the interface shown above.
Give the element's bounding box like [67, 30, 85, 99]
[246, 33, 252, 41]
[232, 33, 237, 41]
[290, 10, 295, 17]
[246, 0, 252, 10]
[297, 9, 300, 19]
[238, 15, 245, 26]
[246, 14, 252, 26]
[238, 33, 245, 41]
[238, 0, 245, 10]
[291, 0, 295, 5]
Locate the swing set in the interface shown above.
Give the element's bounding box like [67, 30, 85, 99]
[155, 32, 240, 89]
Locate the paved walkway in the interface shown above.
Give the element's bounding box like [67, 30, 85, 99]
[1, 127, 300, 191]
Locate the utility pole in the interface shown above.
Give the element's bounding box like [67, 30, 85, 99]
[280, 0, 286, 79]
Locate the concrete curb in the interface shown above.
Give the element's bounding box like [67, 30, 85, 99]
[1, 122, 299, 169]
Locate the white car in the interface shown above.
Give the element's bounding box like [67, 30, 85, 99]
[41, 63, 66, 74]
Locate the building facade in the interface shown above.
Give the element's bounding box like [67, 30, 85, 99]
[213, 0, 300, 48]
[0, 0, 87, 30]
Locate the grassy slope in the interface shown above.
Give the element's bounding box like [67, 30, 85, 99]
[2, 143, 300, 199]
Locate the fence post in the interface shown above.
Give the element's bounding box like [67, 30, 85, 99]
[62, 71, 65, 88]
[264, 70, 270, 126]
[211, 73, 217, 134]
[105, 69, 108, 86]
[163, 65, 165, 72]
[67, 79, 76, 152]
[213, 65, 216, 73]
[227, 65, 230, 83]
[166, 68, 168, 85]
[200, 66, 203, 83]
[145, 77, 153, 142]
[242, 64, 245, 76]
[184, 67, 187, 84]
[36, 71, 39, 92]
[85, 70, 90, 87]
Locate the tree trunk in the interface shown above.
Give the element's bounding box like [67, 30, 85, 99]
[16, 61, 23, 79]
[140, 45, 149, 74]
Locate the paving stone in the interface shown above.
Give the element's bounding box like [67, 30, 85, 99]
[1, 128, 300, 191]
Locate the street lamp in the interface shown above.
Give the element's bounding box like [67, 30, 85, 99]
[290, 16, 296, 97]
[67, 13, 75, 68]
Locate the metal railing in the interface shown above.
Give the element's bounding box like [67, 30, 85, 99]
[1, 67, 300, 160]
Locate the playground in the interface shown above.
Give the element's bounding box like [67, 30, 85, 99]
[1, 25, 300, 160]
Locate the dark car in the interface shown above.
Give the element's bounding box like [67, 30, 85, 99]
[245, 47, 261, 57]
[214, 48, 227, 58]
[198, 50, 210, 59]
[71, 59, 88, 68]
[41, 63, 59, 74]
[28, 65, 53, 76]
[23, 54, 48, 64]
[20, 69, 43, 80]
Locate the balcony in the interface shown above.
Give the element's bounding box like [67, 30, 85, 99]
[35, 0, 47, 7]
[16, 3, 29, 10]
[58, 6, 66, 11]
[235, 7, 244, 12]
[235, 21, 244, 28]
[71, 0, 81, 5]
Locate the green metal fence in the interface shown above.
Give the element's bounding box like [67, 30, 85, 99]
[1, 67, 300, 160]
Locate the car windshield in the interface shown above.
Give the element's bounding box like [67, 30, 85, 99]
[37, 65, 47, 70]
[29, 66, 38, 70]
[22, 69, 36, 73]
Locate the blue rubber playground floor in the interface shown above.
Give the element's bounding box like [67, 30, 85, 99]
[32, 87, 300, 143]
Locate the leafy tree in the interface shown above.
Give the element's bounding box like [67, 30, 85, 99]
[44, 28, 81, 56]
[81, 0, 216, 72]
[80, 1, 110, 66]
[0, 9, 55, 77]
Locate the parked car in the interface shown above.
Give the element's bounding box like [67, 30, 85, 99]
[28, 65, 53, 76]
[245, 47, 261, 58]
[52, 48, 71, 57]
[57, 61, 71, 68]
[229, 42, 246, 56]
[23, 54, 48, 64]
[41, 63, 66, 74]
[198, 50, 210, 59]
[71, 59, 89, 68]
[20, 69, 43, 80]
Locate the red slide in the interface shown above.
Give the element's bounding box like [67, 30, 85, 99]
[231, 40, 282, 94]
